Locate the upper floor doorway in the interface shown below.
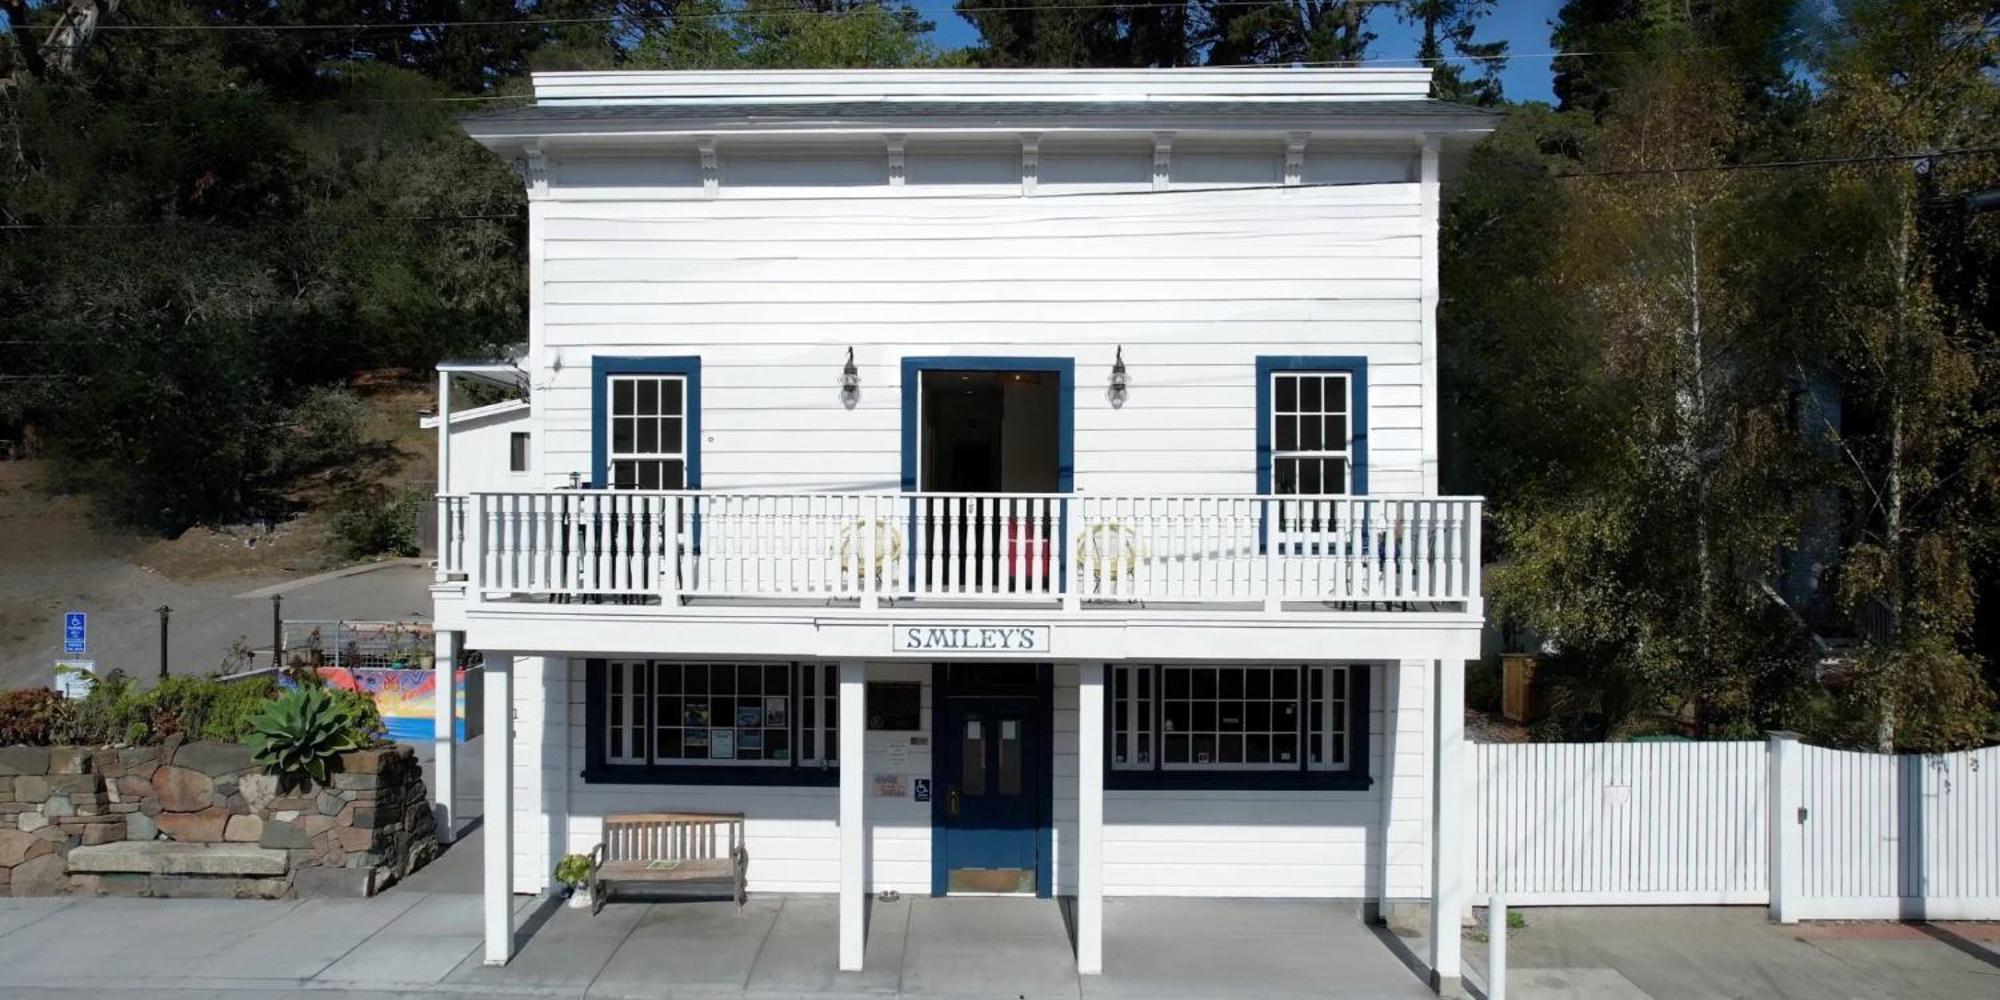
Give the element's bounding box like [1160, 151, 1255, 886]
[918, 369, 1061, 494]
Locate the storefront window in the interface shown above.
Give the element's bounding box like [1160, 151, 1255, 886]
[1112, 664, 1351, 773]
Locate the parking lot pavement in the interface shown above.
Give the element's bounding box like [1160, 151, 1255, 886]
[1465, 906, 2000, 1000]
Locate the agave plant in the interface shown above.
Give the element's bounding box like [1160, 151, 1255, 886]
[246, 686, 370, 787]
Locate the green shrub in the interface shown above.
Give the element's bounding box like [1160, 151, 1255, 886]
[204, 676, 281, 742]
[329, 484, 426, 560]
[0, 688, 68, 745]
[0, 674, 280, 747]
[554, 853, 593, 888]
[273, 386, 368, 478]
[325, 686, 389, 745]
[245, 686, 376, 787]
[60, 673, 143, 746]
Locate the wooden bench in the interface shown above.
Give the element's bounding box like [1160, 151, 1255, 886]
[589, 812, 748, 915]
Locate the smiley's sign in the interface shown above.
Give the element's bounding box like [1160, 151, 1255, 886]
[892, 624, 1051, 655]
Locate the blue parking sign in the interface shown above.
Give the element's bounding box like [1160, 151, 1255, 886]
[63, 612, 86, 655]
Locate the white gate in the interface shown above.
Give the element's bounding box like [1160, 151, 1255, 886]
[1794, 744, 2000, 920]
[1471, 741, 1769, 905]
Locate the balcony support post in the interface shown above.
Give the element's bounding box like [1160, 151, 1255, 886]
[861, 506, 880, 611]
[467, 493, 485, 605]
[436, 370, 452, 582]
[1264, 498, 1282, 613]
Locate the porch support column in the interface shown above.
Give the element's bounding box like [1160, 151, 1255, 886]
[482, 653, 515, 966]
[1428, 657, 1466, 995]
[1076, 662, 1106, 974]
[837, 660, 868, 972]
[435, 369, 452, 582]
[432, 628, 460, 845]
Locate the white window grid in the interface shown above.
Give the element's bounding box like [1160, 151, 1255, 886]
[606, 374, 687, 490]
[1112, 665, 1351, 773]
[1270, 371, 1353, 498]
[1111, 665, 1154, 770]
[606, 660, 647, 765]
[797, 662, 840, 768]
[603, 661, 836, 768]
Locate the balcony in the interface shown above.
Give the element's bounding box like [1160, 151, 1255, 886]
[437, 491, 1481, 616]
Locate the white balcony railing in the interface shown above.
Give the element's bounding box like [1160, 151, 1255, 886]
[439, 491, 1481, 613]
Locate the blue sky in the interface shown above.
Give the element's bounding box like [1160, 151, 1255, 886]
[927, 0, 1566, 104]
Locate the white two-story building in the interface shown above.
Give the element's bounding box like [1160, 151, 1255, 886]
[429, 67, 1493, 992]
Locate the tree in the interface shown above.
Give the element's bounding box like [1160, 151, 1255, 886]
[1400, 0, 1508, 105]
[635, 0, 943, 70]
[1204, 0, 1383, 67]
[956, 0, 1197, 68]
[1787, 0, 1999, 751]
[1484, 55, 1821, 738]
[1550, 0, 1803, 121]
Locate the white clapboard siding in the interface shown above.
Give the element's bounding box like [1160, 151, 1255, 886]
[531, 183, 1431, 498]
[1795, 744, 2000, 920]
[1470, 741, 1769, 905]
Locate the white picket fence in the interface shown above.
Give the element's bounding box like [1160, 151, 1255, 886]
[1471, 741, 1769, 905]
[1471, 736, 2000, 919]
[1789, 743, 2000, 920]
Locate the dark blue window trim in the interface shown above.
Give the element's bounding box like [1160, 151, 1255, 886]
[1255, 356, 1369, 497]
[1103, 665, 1372, 792]
[898, 356, 1075, 494]
[590, 356, 702, 490]
[580, 659, 838, 788]
[929, 663, 1055, 899]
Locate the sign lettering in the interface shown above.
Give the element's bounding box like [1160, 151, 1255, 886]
[892, 623, 1051, 655]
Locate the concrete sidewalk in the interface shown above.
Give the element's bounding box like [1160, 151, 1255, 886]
[0, 891, 1431, 999]
[1464, 906, 2000, 1000]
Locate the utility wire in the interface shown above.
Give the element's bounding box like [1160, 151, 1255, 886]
[1555, 146, 2000, 179]
[75, 2, 1512, 32]
[6, 148, 1997, 231]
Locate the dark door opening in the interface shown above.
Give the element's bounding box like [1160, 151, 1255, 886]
[918, 370, 1060, 493]
[915, 370, 1062, 592]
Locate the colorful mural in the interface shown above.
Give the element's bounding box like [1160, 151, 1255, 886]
[286, 668, 470, 743]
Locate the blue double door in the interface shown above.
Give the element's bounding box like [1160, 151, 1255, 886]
[936, 693, 1044, 894]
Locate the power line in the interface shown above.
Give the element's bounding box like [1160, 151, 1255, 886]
[6, 148, 1996, 232]
[70, 2, 1423, 31]
[1555, 146, 2000, 180]
[0, 214, 523, 231]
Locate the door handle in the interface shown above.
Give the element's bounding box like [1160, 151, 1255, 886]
[947, 787, 960, 818]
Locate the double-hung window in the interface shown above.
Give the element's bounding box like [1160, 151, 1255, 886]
[594, 357, 699, 491]
[1270, 371, 1353, 498]
[1111, 664, 1359, 785]
[598, 661, 837, 778]
[1257, 357, 1367, 537]
[606, 375, 687, 490]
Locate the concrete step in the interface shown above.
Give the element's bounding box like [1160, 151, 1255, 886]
[66, 841, 288, 877]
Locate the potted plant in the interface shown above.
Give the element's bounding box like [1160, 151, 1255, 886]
[555, 853, 594, 909]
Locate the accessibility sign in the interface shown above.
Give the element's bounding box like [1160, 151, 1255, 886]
[63, 611, 87, 655]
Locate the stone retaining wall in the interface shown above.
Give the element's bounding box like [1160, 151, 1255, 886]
[0, 736, 438, 898]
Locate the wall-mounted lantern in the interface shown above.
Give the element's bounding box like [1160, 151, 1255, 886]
[841, 347, 861, 409]
[1109, 346, 1130, 409]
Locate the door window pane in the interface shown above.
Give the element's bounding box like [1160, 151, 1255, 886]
[998, 719, 1022, 795]
[962, 718, 986, 794]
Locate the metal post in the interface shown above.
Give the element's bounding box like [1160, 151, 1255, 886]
[1486, 895, 1507, 1000]
[156, 605, 171, 679]
[270, 594, 284, 670]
